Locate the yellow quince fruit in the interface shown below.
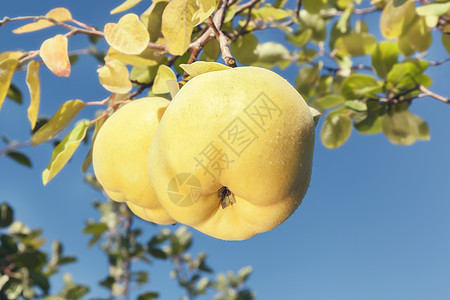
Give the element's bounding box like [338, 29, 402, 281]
[93, 97, 175, 225]
[148, 66, 315, 240]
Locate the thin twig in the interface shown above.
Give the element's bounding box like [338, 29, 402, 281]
[418, 85, 450, 104]
[235, 0, 261, 16]
[188, 0, 236, 67]
[295, 0, 303, 16]
[429, 57, 450, 66]
[0, 140, 32, 157]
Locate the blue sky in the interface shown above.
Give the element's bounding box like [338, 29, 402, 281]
[1, 1, 450, 299]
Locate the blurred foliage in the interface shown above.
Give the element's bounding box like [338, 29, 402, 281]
[0, 202, 87, 300]
[1, 185, 255, 300]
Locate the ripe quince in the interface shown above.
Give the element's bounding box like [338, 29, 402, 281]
[148, 66, 315, 240]
[93, 97, 175, 225]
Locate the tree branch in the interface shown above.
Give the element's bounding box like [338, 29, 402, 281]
[235, 0, 261, 16]
[0, 140, 32, 157]
[418, 85, 450, 104]
[188, 0, 236, 67]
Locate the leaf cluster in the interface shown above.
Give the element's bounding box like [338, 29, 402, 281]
[0, 203, 87, 300]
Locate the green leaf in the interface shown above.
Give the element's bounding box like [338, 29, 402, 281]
[130, 65, 159, 84]
[336, 3, 353, 33]
[303, 0, 327, 13]
[372, 41, 399, 78]
[180, 61, 230, 77]
[345, 100, 367, 112]
[82, 116, 105, 174]
[0, 203, 14, 228]
[254, 4, 291, 21]
[32, 99, 86, 146]
[148, 229, 170, 246]
[321, 109, 352, 149]
[0, 59, 19, 111]
[387, 60, 429, 91]
[393, 0, 408, 7]
[398, 17, 432, 56]
[296, 62, 322, 99]
[416, 1, 450, 16]
[353, 101, 385, 135]
[152, 65, 177, 94]
[7, 84, 22, 104]
[138, 292, 159, 300]
[111, 0, 144, 14]
[173, 52, 191, 74]
[238, 266, 253, 282]
[69, 55, 79, 65]
[148, 247, 168, 259]
[58, 256, 77, 265]
[312, 94, 346, 110]
[29, 271, 50, 293]
[84, 173, 104, 192]
[380, 0, 415, 38]
[298, 10, 326, 41]
[442, 32, 450, 54]
[230, 33, 258, 65]
[134, 271, 148, 285]
[354, 20, 369, 34]
[334, 32, 377, 56]
[201, 39, 220, 61]
[254, 42, 291, 68]
[341, 74, 381, 100]
[65, 285, 89, 299]
[141, 1, 169, 42]
[6, 151, 32, 168]
[42, 120, 90, 185]
[83, 222, 108, 235]
[382, 109, 419, 145]
[285, 29, 312, 47]
[412, 114, 430, 141]
[329, 21, 348, 50]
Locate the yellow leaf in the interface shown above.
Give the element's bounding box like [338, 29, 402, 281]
[162, 0, 215, 55]
[166, 79, 180, 98]
[180, 61, 230, 77]
[107, 47, 162, 66]
[13, 7, 72, 34]
[141, 0, 169, 42]
[152, 65, 177, 94]
[111, 0, 144, 14]
[26, 61, 42, 130]
[81, 116, 105, 173]
[192, 0, 216, 26]
[0, 59, 19, 111]
[98, 59, 132, 93]
[380, 0, 415, 39]
[0, 51, 23, 63]
[32, 99, 86, 146]
[42, 120, 90, 186]
[40, 35, 71, 77]
[104, 13, 150, 55]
